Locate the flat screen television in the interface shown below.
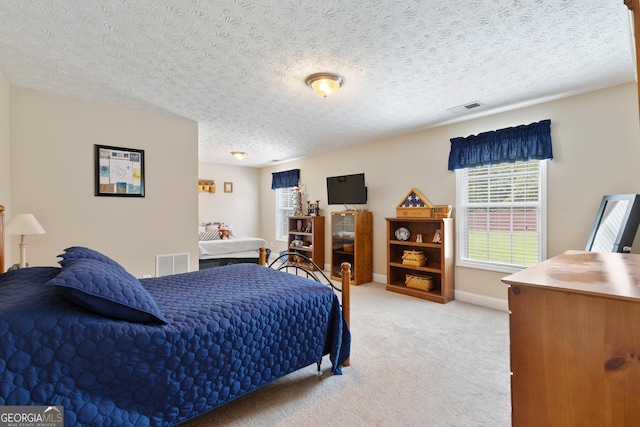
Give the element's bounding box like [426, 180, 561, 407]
[326, 173, 367, 205]
[585, 194, 640, 253]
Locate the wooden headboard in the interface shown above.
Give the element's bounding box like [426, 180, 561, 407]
[0, 204, 4, 273]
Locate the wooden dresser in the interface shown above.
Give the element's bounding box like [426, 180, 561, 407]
[502, 250, 640, 426]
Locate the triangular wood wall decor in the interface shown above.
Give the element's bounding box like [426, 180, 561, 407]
[396, 188, 452, 218]
[397, 188, 433, 209]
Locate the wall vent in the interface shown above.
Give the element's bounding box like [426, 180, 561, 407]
[447, 101, 484, 113]
[155, 253, 190, 277]
[463, 101, 482, 109]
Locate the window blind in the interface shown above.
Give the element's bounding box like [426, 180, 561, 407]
[276, 187, 296, 240]
[458, 160, 544, 270]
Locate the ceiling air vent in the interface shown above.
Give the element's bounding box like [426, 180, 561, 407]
[447, 101, 484, 113]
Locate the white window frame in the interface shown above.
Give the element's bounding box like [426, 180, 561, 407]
[275, 187, 296, 241]
[455, 159, 547, 273]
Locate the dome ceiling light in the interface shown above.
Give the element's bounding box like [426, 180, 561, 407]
[305, 73, 344, 98]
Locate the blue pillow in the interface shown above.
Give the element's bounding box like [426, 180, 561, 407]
[47, 257, 166, 324]
[59, 246, 122, 267]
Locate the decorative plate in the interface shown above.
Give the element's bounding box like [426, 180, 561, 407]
[395, 227, 410, 241]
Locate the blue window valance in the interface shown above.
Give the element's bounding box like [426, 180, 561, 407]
[448, 119, 553, 170]
[271, 169, 300, 189]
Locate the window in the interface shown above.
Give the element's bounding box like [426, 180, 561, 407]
[456, 159, 547, 272]
[275, 187, 296, 241]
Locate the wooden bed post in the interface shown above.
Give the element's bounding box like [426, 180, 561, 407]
[258, 247, 267, 266]
[341, 262, 351, 367]
[0, 205, 4, 273]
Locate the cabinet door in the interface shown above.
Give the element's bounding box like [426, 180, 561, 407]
[332, 213, 355, 247]
[331, 213, 355, 279]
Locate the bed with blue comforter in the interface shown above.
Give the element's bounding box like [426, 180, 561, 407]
[0, 247, 350, 426]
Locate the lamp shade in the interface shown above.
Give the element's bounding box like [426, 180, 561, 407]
[5, 214, 46, 236]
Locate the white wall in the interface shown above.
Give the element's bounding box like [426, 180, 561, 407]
[259, 83, 640, 303]
[8, 87, 199, 277]
[198, 162, 261, 237]
[0, 70, 9, 267]
[6, 82, 638, 302]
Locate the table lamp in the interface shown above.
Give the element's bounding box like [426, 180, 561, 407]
[5, 213, 46, 268]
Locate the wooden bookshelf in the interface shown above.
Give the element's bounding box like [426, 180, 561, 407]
[287, 216, 324, 269]
[386, 217, 454, 303]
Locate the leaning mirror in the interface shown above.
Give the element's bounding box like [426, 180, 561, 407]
[585, 194, 640, 253]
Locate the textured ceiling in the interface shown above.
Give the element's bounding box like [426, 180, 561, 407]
[0, 1, 635, 167]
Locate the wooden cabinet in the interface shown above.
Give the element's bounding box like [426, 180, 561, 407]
[502, 250, 640, 426]
[331, 211, 372, 285]
[386, 217, 454, 303]
[287, 216, 324, 269]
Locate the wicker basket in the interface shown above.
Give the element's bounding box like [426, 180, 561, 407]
[402, 250, 426, 267]
[405, 274, 434, 291]
[432, 205, 453, 218]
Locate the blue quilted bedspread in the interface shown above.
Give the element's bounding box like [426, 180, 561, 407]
[0, 264, 350, 426]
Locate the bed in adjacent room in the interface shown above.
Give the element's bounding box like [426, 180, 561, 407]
[198, 222, 271, 268]
[0, 207, 350, 426]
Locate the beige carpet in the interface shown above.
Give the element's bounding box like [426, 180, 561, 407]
[179, 281, 511, 427]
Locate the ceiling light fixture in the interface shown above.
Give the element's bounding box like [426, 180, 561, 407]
[231, 151, 247, 160]
[305, 73, 344, 98]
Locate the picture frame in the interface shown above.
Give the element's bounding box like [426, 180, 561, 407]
[224, 182, 233, 193]
[95, 145, 145, 197]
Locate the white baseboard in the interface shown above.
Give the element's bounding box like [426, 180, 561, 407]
[337, 271, 508, 312]
[455, 290, 509, 312]
[373, 272, 386, 284]
[324, 271, 388, 285]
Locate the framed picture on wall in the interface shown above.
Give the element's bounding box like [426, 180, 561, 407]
[224, 182, 233, 193]
[95, 145, 145, 197]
